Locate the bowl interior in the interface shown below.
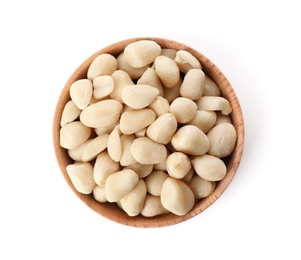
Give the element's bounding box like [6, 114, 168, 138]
[53, 37, 244, 228]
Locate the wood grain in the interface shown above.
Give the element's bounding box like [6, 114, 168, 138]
[53, 37, 244, 228]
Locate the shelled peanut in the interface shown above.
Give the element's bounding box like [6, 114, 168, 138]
[59, 40, 237, 217]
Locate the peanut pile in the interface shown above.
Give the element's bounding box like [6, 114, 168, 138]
[59, 40, 237, 217]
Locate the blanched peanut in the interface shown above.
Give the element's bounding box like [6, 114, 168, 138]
[137, 68, 164, 96]
[66, 162, 95, 194]
[182, 168, 195, 184]
[124, 40, 161, 68]
[148, 96, 170, 117]
[171, 125, 210, 155]
[146, 113, 177, 144]
[87, 53, 117, 80]
[70, 79, 93, 110]
[105, 169, 139, 202]
[68, 139, 92, 161]
[110, 70, 134, 103]
[93, 75, 114, 99]
[154, 56, 180, 88]
[82, 134, 109, 162]
[121, 84, 159, 109]
[160, 48, 177, 60]
[215, 111, 232, 125]
[141, 194, 169, 217]
[117, 52, 149, 79]
[60, 100, 81, 127]
[163, 78, 182, 103]
[166, 152, 192, 179]
[120, 135, 138, 166]
[134, 127, 146, 137]
[130, 137, 167, 164]
[180, 69, 205, 100]
[93, 151, 120, 187]
[170, 97, 197, 123]
[107, 126, 122, 162]
[187, 110, 217, 133]
[120, 179, 147, 216]
[153, 149, 169, 171]
[196, 96, 232, 115]
[188, 175, 216, 199]
[161, 178, 195, 216]
[145, 170, 169, 196]
[93, 185, 107, 203]
[120, 109, 156, 135]
[80, 99, 122, 128]
[207, 123, 237, 158]
[126, 163, 153, 178]
[174, 50, 202, 73]
[60, 121, 91, 149]
[94, 121, 118, 136]
[191, 154, 227, 181]
[203, 75, 221, 96]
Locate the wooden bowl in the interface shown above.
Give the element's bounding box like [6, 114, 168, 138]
[53, 37, 244, 228]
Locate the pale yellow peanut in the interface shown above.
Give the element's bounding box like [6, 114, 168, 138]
[134, 128, 146, 138]
[146, 113, 177, 145]
[105, 169, 139, 202]
[120, 109, 156, 135]
[187, 110, 217, 133]
[207, 123, 237, 158]
[174, 50, 202, 73]
[66, 162, 95, 194]
[141, 194, 169, 217]
[121, 84, 159, 109]
[170, 97, 197, 123]
[60, 100, 81, 127]
[69, 79, 93, 110]
[107, 126, 122, 162]
[80, 99, 122, 128]
[94, 121, 118, 136]
[160, 48, 177, 60]
[137, 68, 164, 96]
[87, 53, 117, 80]
[180, 69, 205, 100]
[125, 163, 153, 178]
[154, 55, 180, 88]
[93, 151, 120, 187]
[166, 152, 192, 179]
[110, 70, 134, 103]
[196, 96, 232, 115]
[145, 170, 169, 196]
[120, 135, 138, 166]
[203, 75, 221, 96]
[124, 40, 161, 68]
[163, 78, 182, 103]
[120, 179, 147, 216]
[130, 137, 167, 164]
[153, 149, 170, 171]
[82, 134, 109, 162]
[171, 125, 210, 155]
[93, 185, 107, 203]
[215, 111, 232, 125]
[117, 52, 149, 79]
[68, 139, 92, 161]
[188, 175, 216, 199]
[148, 96, 170, 117]
[93, 75, 114, 99]
[60, 121, 91, 149]
[182, 168, 195, 184]
[191, 154, 227, 181]
[161, 178, 195, 216]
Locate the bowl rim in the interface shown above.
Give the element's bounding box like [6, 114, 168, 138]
[53, 37, 245, 228]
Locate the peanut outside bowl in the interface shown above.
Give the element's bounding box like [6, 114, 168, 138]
[53, 37, 244, 228]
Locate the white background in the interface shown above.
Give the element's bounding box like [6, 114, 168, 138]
[1, 1, 300, 259]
